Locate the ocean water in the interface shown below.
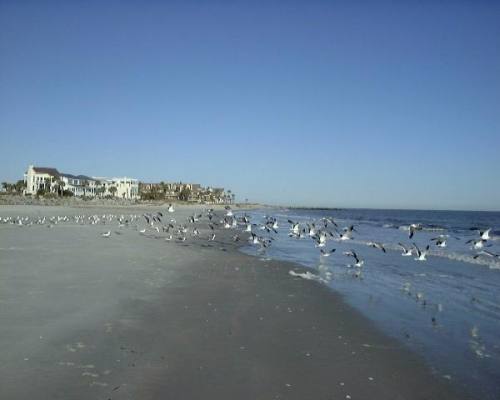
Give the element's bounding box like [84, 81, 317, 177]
[240, 208, 500, 399]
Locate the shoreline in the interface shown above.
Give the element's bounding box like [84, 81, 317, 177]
[0, 194, 263, 209]
[0, 204, 466, 399]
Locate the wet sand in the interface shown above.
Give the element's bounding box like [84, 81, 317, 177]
[0, 205, 467, 399]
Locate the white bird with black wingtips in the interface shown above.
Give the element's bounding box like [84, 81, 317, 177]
[413, 243, 429, 261]
[398, 243, 413, 256]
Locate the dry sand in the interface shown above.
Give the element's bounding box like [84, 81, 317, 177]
[0, 205, 467, 399]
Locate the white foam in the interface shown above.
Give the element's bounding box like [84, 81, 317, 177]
[289, 270, 326, 283]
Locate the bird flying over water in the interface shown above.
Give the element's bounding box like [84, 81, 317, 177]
[398, 243, 413, 256]
[408, 224, 422, 239]
[343, 250, 364, 267]
[368, 241, 386, 253]
[320, 248, 336, 257]
[473, 250, 499, 259]
[413, 243, 429, 261]
[466, 238, 488, 250]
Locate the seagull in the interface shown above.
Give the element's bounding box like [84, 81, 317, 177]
[480, 228, 492, 240]
[288, 220, 300, 235]
[101, 231, 111, 238]
[209, 233, 216, 241]
[321, 217, 338, 228]
[340, 225, 356, 241]
[320, 248, 336, 257]
[165, 235, 172, 241]
[225, 206, 233, 217]
[343, 250, 364, 267]
[307, 223, 317, 237]
[168, 204, 175, 213]
[249, 233, 261, 245]
[473, 250, 500, 259]
[314, 232, 327, 247]
[431, 235, 447, 248]
[470, 227, 492, 240]
[367, 241, 386, 253]
[139, 228, 146, 234]
[413, 243, 429, 261]
[398, 243, 413, 256]
[466, 238, 488, 250]
[409, 224, 422, 239]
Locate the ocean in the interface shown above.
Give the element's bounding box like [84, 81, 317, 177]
[240, 208, 500, 399]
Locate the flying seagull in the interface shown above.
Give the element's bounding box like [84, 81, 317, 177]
[367, 241, 386, 253]
[398, 243, 413, 256]
[473, 250, 500, 259]
[431, 235, 448, 248]
[343, 250, 364, 267]
[413, 243, 429, 261]
[466, 238, 488, 250]
[320, 248, 336, 257]
[408, 224, 422, 239]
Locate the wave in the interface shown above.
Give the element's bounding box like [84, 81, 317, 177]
[398, 225, 447, 232]
[289, 270, 327, 283]
[331, 237, 500, 270]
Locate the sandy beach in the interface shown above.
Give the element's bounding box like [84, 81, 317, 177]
[0, 204, 466, 399]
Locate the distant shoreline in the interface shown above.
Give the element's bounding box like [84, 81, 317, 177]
[0, 194, 261, 209]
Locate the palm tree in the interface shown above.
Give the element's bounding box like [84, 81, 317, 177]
[97, 185, 105, 198]
[82, 180, 89, 197]
[109, 186, 117, 197]
[55, 179, 65, 196]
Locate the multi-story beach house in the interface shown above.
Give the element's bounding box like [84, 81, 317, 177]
[23, 165, 139, 199]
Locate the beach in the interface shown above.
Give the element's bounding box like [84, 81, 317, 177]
[0, 205, 465, 399]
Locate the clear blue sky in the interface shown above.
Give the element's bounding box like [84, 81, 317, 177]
[1, 1, 499, 210]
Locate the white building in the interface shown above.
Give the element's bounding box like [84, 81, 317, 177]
[23, 165, 139, 199]
[93, 176, 140, 199]
[24, 165, 60, 195]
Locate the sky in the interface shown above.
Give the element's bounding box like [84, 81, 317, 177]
[1, 1, 499, 210]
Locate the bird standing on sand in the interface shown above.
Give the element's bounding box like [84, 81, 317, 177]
[101, 231, 111, 238]
[168, 204, 175, 213]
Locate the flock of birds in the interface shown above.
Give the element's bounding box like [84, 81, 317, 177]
[1, 206, 498, 271]
[2, 205, 498, 334]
